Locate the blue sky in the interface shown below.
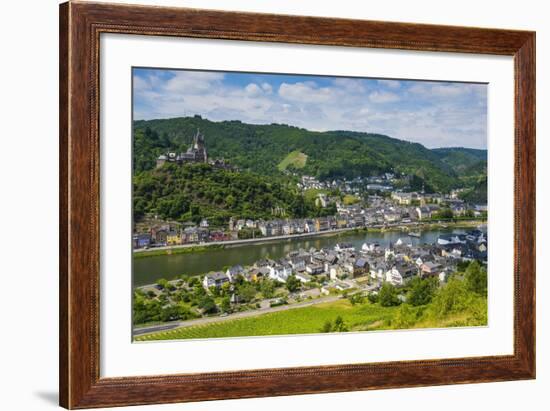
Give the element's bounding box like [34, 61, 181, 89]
[133, 68, 487, 149]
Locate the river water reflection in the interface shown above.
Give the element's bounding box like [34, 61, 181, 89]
[133, 227, 485, 286]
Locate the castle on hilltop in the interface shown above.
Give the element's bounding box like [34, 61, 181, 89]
[156, 129, 235, 170]
[156, 129, 208, 168]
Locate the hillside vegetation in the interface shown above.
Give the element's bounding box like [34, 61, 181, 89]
[432, 147, 487, 177]
[133, 163, 335, 225]
[277, 150, 308, 171]
[134, 116, 487, 192]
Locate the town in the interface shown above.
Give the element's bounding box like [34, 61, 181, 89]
[133, 129, 487, 250]
[133, 187, 487, 250]
[134, 227, 487, 331]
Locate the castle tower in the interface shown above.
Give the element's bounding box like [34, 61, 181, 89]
[192, 129, 207, 163]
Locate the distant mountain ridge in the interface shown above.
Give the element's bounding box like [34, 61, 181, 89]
[133, 116, 487, 192]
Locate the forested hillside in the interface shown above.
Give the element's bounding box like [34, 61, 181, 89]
[133, 163, 335, 225]
[432, 147, 487, 176]
[133, 116, 486, 192]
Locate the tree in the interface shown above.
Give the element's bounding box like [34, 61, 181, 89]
[465, 260, 487, 296]
[198, 296, 217, 314]
[367, 292, 379, 304]
[260, 279, 276, 299]
[156, 278, 169, 290]
[237, 283, 257, 303]
[407, 276, 438, 306]
[221, 282, 231, 297]
[160, 305, 181, 322]
[187, 277, 200, 288]
[430, 278, 470, 317]
[433, 208, 454, 220]
[393, 304, 418, 328]
[379, 283, 401, 307]
[320, 320, 333, 333]
[333, 316, 349, 332]
[285, 275, 301, 293]
[209, 285, 221, 297]
[348, 293, 365, 305]
[220, 297, 231, 313]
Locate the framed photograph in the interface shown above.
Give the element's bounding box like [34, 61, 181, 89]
[59, 1, 535, 409]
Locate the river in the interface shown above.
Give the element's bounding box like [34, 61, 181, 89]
[133, 226, 485, 286]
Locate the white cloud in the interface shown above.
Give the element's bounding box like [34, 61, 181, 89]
[408, 82, 476, 98]
[245, 83, 262, 97]
[377, 79, 401, 89]
[278, 81, 336, 103]
[133, 75, 151, 92]
[331, 78, 367, 93]
[261, 82, 273, 94]
[430, 84, 469, 97]
[162, 71, 224, 94]
[369, 91, 400, 103]
[134, 70, 487, 149]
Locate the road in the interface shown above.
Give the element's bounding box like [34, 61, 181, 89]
[133, 294, 343, 337]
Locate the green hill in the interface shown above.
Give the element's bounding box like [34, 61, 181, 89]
[277, 150, 308, 171]
[133, 163, 334, 224]
[133, 116, 486, 193]
[432, 147, 487, 176]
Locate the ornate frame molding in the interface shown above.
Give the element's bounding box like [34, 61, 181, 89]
[60, 1, 535, 408]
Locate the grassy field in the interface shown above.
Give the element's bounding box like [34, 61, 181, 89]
[136, 300, 400, 341]
[136, 291, 487, 342]
[343, 194, 361, 205]
[277, 150, 308, 171]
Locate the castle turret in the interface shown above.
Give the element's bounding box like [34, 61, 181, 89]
[191, 129, 207, 163]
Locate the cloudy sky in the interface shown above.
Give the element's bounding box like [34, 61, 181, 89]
[133, 68, 487, 149]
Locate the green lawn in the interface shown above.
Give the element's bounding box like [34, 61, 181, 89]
[136, 300, 400, 341]
[343, 194, 361, 205]
[277, 150, 308, 171]
[303, 188, 329, 202]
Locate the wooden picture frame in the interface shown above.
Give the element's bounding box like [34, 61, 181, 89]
[59, 1, 535, 408]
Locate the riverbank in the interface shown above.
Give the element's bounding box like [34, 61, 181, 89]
[134, 226, 369, 258]
[133, 219, 486, 258]
[133, 244, 225, 259]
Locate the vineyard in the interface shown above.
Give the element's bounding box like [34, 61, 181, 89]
[136, 300, 400, 341]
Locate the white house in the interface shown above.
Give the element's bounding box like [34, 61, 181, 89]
[369, 261, 387, 280]
[395, 237, 412, 247]
[269, 264, 292, 283]
[335, 243, 354, 252]
[385, 263, 417, 285]
[225, 265, 245, 282]
[385, 266, 404, 285]
[203, 272, 230, 289]
[295, 272, 313, 284]
[305, 262, 324, 275]
[362, 242, 380, 252]
[328, 265, 341, 280]
[416, 206, 431, 220]
[437, 234, 464, 245]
